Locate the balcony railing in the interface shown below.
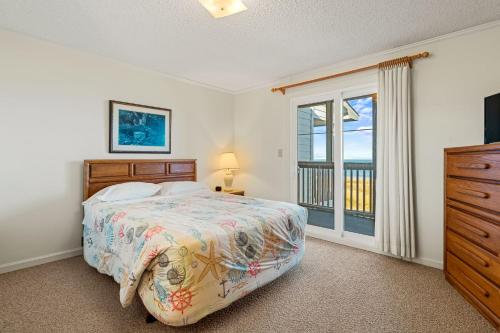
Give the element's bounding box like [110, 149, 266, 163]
[297, 161, 375, 218]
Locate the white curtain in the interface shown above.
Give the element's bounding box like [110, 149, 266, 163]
[375, 62, 415, 259]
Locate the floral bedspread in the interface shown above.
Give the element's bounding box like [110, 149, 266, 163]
[83, 190, 307, 326]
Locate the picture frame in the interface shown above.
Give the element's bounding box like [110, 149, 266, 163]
[109, 100, 171, 154]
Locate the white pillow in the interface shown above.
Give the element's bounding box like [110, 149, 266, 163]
[96, 182, 161, 202]
[160, 181, 208, 196]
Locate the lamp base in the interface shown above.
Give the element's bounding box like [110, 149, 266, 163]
[223, 170, 234, 191]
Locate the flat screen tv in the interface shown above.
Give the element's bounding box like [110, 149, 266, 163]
[485, 93, 500, 144]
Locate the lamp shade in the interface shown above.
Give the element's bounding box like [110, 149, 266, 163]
[219, 152, 239, 170]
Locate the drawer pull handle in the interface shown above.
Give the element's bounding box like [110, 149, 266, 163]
[455, 217, 489, 238]
[456, 189, 489, 199]
[456, 163, 490, 170]
[460, 272, 490, 298]
[454, 242, 490, 267]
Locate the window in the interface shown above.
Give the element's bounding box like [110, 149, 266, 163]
[297, 101, 332, 162]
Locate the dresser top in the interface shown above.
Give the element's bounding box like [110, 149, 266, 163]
[445, 143, 500, 154]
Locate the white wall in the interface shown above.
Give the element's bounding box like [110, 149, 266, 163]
[0, 30, 234, 268]
[234, 23, 500, 267]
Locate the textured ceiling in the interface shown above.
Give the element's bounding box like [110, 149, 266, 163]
[1, 0, 500, 92]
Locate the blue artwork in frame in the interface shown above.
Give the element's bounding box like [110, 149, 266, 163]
[118, 110, 166, 146]
[109, 100, 171, 153]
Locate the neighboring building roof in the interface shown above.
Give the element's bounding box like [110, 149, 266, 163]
[311, 102, 359, 127]
[343, 101, 360, 122]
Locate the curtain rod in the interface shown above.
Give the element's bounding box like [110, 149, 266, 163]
[271, 51, 430, 95]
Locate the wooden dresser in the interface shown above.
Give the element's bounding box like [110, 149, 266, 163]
[444, 143, 500, 328]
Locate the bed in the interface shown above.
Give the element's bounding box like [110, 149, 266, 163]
[82, 159, 307, 326]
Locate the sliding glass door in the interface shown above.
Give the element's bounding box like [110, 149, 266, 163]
[293, 87, 377, 244]
[342, 94, 376, 237]
[297, 100, 335, 229]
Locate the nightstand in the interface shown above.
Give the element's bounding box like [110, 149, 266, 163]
[224, 189, 245, 196]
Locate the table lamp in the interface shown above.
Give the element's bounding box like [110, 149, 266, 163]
[219, 152, 239, 191]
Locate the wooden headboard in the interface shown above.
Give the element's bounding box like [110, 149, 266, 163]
[83, 159, 197, 200]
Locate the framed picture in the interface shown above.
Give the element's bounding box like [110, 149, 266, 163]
[109, 100, 171, 154]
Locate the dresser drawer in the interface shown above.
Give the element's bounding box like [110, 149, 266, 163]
[447, 231, 500, 285]
[446, 207, 500, 255]
[447, 252, 500, 318]
[447, 153, 500, 181]
[447, 178, 500, 213]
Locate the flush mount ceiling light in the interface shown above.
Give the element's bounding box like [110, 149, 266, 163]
[199, 0, 247, 18]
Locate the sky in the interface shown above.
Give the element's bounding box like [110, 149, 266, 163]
[313, 96, 373, 161]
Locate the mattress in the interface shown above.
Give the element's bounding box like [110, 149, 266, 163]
[82, 190, 307, 326]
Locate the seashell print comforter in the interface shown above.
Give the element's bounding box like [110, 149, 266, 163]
[83, 190, 307, 326]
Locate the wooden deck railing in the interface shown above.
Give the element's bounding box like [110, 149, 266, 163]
[297, 161, 375, 217]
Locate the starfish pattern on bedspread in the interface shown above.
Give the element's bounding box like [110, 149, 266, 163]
[194, 240, 225, 282]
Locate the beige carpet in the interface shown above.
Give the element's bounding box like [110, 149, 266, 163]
[0, 237, 494, 333]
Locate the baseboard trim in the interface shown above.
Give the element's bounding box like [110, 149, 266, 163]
[0, 247, 83, 274]
[410, 257, 443, 270]
[306, 227, 443, 270]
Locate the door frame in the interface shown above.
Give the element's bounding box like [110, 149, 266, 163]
[289, 82, 378, 249]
